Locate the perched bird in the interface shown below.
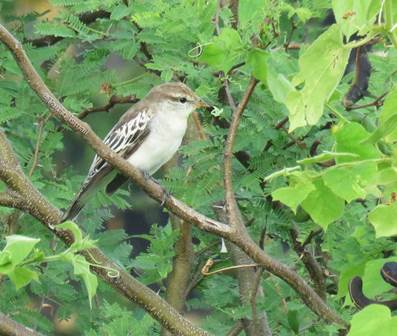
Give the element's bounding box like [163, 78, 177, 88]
[62, 82, 208, 221]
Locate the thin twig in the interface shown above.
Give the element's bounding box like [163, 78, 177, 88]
[226, 320, 244, 336]
[78, 95, 139, 119]
[224, 77, 258, 229]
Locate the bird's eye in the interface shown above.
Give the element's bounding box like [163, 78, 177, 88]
[179, 97, 187, 103]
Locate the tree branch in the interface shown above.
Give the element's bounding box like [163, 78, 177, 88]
[0, 312, 44, 336]
[0, 23, 348, 328]
[223, 77, 258, 230]
[290, 226, 326, 300]
[0, 191, 25, 210]
[162, 217, 194, 336]
[78, 95, 139, 119]
[214, 203, 272, 336]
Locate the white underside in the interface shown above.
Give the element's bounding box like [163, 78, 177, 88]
[127, 108, 188, 175]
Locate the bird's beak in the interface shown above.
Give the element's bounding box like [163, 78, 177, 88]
[195, 99, 211, 110]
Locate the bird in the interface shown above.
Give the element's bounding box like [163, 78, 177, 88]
[62, 82, 208, 221]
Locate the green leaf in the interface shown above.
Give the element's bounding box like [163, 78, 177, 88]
[286, 25, 351, 131]
[238, 0, 266, 29]
[332, 0, 381, 39]
[323, 166, 367, 202]
[8, 267, 39, 290]
[348, 305, 397, 336]
[199, 28, 244, 73]
[3, 235, 40, 266]
[379, 88, 397, 143]
[368, 202, 397, 238]
[301, 179, 345, 229]
[365, 113, 397, 144]
[246, 49, 268, 83]
[69, 255, 98, 308]
[272, 173, 315, 213]
[267, 70, 294, 103]
[334, 122, 381, 163]
[362, 257, 397, 298]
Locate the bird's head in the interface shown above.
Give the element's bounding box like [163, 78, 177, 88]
[147, 82, 210, 116]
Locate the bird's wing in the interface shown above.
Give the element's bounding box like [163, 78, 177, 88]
[62, 107, 152, 221]
[87, 108, 152, 180]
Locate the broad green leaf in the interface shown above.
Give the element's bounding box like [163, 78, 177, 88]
[372, 167, 397, 185]
[8, 267, 39, 290]
[70, 255, 98, 309]
[332, 0, 381, 39]
[362, 258, 397, 298]
[379, 88, 397, 142]
[338, 263, 365, 298]
[238, 0, 266, 29]
[301, 179, 344, 229]
[365, 113, 397, 144]
[348, 305, 397, 336]
[297, 151, 359, 165]
[3, 235, 40, 266]
[200, 28, 244, 73]
[334, 122, 381, 163]
[368, 202, 397, 238]
[286, 25, 350, 131]
[272, 174, 315, 213]
[323, 167, 366, 202]
[246, 49, 268, 83]
[267, 69, 294, 103]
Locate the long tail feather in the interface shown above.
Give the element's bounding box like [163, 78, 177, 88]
[62, 166, 112, 221]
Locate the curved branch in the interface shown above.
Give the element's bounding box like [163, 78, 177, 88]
[0, 312, 44, 336]
[223, 77, 258, 230]
[78, 95, 139, 119]
[0, 191, 25, 210]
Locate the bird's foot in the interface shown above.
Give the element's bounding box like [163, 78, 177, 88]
[141, 171, 171, 206]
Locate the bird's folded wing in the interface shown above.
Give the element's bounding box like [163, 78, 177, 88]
[87, 108, 152, 181]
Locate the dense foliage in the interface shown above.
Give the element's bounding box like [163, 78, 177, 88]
[1, 0, 397, 335]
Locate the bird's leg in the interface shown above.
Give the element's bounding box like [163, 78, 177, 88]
[142, 171, 171, 206]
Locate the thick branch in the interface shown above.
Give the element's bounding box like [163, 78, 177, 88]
[214, 204, 272, 336]
[0, 312, 44, 336]
[290, 227, 326, 300]
[162, 217, 194, 336]
[0, 191, 25, 210]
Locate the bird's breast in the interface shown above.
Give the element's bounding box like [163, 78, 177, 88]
[127, 112, 188, 174]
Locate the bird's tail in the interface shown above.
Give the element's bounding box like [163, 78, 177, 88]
[62, 166, 113, 222]
[62, 182, 92, 222]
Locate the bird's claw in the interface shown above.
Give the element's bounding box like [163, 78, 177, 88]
[141, 171, 171, 207]
[160, 189, 171, 207]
